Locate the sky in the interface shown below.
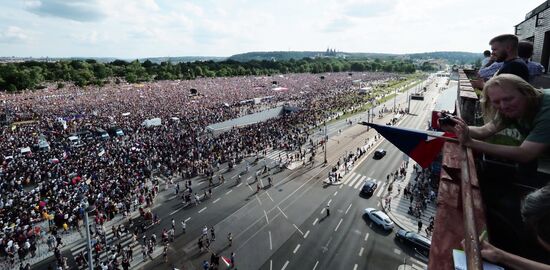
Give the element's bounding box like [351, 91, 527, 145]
[0, 0, 544, 58]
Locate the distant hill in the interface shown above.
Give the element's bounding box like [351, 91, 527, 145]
[0, 56, 227, 64]
[228, 51, 482, 64]
[137, 56, 227, 63]
[406, 51, 482, 64]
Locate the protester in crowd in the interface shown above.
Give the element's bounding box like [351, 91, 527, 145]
[0, 71, 401, 267]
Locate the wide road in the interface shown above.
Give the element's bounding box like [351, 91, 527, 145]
[258, 76, 447, 270]
[141, 75, 448, 270]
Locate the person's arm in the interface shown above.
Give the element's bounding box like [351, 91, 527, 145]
[440, 117, 503, 140]
[454, 119, 548, 163]
[463, 138, 547, 163]
[480, 240, 550, 270]
[468, 121, 503, 140]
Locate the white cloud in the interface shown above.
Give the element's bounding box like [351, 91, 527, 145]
[0, 0, 545, 57]
[0, 26, 30, 43]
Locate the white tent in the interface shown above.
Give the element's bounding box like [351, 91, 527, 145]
[142, 118, 162, 127]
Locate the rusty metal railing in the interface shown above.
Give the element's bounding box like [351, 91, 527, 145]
[456, 70, 483, 270]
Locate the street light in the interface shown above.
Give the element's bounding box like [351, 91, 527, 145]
[324, 121, 328, 164]
[393, 87, 397, 113]
[78, 196, 96, 270]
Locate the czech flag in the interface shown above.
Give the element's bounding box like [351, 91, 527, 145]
[359, 122, 456, 168]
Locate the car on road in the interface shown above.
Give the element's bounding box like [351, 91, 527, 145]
[373, 149, 387, 160]
[360, 178, 378, 195]
[395, 229, 431, 256]
[364, 208, 394, 230]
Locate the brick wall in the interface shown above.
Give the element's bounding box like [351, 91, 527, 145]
[517, 8, 550, 65]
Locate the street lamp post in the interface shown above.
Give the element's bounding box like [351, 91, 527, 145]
[84, 209, 94, 270]
[324, 121, 327, 164]
[79, 197, 96, 270]
[393, 87, 397, 113]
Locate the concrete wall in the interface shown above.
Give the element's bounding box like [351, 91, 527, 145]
[206, 106, 285, 134]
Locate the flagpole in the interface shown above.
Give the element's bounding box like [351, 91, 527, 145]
[358, 121, 459, 143]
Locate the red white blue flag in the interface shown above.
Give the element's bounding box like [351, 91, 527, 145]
[360, 122, 455, 168]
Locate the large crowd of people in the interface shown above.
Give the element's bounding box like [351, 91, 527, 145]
[0, 71, 401, 267]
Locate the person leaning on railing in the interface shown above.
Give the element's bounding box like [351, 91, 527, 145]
[443, 74, 549, 165]
[476, 184, 550, 269]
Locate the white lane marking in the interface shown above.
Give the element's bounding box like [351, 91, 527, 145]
[359, 247, 364, 256]
[376, 201, 380, 207]
[198, 207, 207, 214]
[293, 224, 304, 235]
[353, 264, 358, 270]
[270, 260, 273, 270]
[312, 261, 319, 270]
[169, 207, 183, 216]
[345, 203, 352, 215]
[339, 184, 343, 189]
[213, 198, 220, 204]
[197, 181, 205, 186]
[393, 248, 402, 255]
[247, 184, 254, 191]
[342, 172, 356, 185]
[354, 176, 366, 189]
[376, 183, 386, 197]
[264, 210, 269, 224]
[278, 206, 288, 219]
[364, 232, 369, 241]
[327, 199, 332, 206]
[256, 195, 262, 205]
[333, 191, 338, 196]
[237, 183, 243, 188]
[348, 173, 362, 187]
[225, 190, 232, 195]
[231, 174, 237, 179]
[304, 230, 310, 239]
[281, 260, 289, 270]
[247, 176, 252, 181]
[266, 191, 275, 202]
[269, 231, 273, 250]
[312, 218, 319, 226]
[293, 244, 301, 254]
[185, 217, 191, 222]
[411, 258, 427, 268]
[334, 218, 343, 232]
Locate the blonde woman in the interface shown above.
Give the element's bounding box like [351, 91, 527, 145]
[443, 74, 549, 163]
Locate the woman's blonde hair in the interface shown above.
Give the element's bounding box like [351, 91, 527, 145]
[481, 74, 543, 125]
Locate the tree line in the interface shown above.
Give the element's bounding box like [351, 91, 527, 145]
[0, 57, 432, 92]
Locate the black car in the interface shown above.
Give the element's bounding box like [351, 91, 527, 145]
[395, 229, 431, 256]
[373, 149, 387, 159]
[360, 178, 378, 195]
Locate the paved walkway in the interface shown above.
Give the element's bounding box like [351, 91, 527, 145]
[382, 160, 437, 239]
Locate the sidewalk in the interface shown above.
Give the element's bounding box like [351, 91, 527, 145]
[381, 160, 437, 239]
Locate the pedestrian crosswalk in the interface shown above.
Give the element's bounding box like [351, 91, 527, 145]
[334, 171, 437, 238]
[264, 149, 289, 162]
[330, 172, 387, 195]
[70, 226, 162, 269]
